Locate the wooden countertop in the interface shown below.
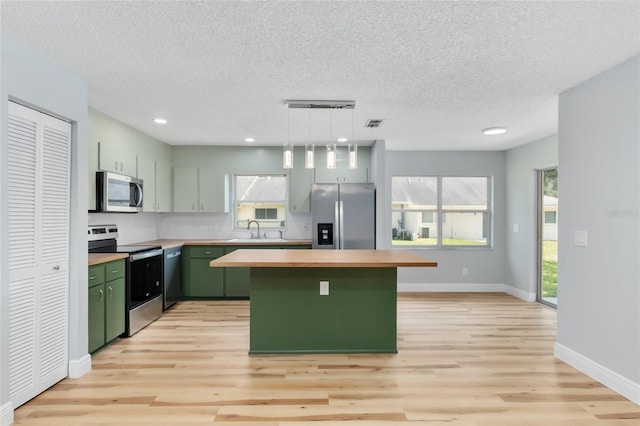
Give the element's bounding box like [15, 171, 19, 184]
[88, 252, 128, 266]
[133, 239, 312, 248]
[210, 249, 438, 268]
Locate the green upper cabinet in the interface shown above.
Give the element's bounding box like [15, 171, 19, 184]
[139, 158, 173, 212]
[155, 162, 172, 212]
[138, 156, 156, 212]
[173, 166, 229, 213]
[314, 145, 370, 183]
[99, 140, 137, 177]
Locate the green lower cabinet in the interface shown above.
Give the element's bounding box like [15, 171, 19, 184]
[184, 244, 311, 299]
[183, 246, 225, 298]
[88, 284, 106, 354]
[88, 259, 126, 354]
[105, 277, 126, 342]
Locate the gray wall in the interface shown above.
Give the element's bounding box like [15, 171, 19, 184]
[385, 151, 506, 287]
[557, 56, 639, 400]
[504, 136, 558, 299]
[1, 33, 88, 422]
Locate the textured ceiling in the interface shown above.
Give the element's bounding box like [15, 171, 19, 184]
[2, 1, 639, 150]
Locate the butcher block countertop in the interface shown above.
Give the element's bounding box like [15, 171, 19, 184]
[210, 249, 438, 268]
[88, 252, 128, 266]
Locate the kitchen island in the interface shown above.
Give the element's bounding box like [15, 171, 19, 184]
[210, 249, 437, 354]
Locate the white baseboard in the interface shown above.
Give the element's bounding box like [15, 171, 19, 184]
[555, 342, 640, 405]
[68, 354, 91, 379]
[397, 282, 505, 293]
[397, 283, 536, 303]
[1, 402, 14, 426]
[503, 285, 536, 302]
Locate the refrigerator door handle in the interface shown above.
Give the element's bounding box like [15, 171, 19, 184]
[334, 200, 340, 249]
[339, 200, 345, 250]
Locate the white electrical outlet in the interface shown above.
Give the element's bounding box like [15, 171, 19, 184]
[320, 280, 329, 295]
[462, 267, 468, 276]
[574, 230, 588, 247]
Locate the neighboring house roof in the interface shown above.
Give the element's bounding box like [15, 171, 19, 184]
[392, 177, 487, 206]
[236, 176, 286, 201]
[544, 195, 558, 206]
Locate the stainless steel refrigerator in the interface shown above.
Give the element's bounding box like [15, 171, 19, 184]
[311, 183, 375, 249]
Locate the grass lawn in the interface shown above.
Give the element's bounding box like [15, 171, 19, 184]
[392, 237, 486, 246]
[542, 240, 558, 298]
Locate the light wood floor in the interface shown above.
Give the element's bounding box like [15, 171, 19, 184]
[13, 293, 640, 425]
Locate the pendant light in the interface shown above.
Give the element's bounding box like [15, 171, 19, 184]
[305, 144, 315, 169]
[305, 109, 314, 168]
[347, 109, 357, 169]
[283, 107, 293, 169]
[326, 144, 337, 169]
[348, 144, 357, 169]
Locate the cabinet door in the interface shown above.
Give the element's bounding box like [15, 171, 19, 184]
[188, 258, 224, 297]
[155, 162, 172, 212]
[88, 284, 106, 354]
[173, 166, 199, 212]
[223, 247, 251, 297]
[198, 167, 228, 212]
[314, 146, 370, 183]
[98, 141, 136, 176]
[289, 147, 313, 213]
[138, 157, 156, 212]
[105, 277, 126, 342]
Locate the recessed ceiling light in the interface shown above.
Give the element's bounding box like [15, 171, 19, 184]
[245, 137, 255, 143]
[337, 137, 348, 143]
[482, 127, 506, 135]
[153, 118, 167, 125]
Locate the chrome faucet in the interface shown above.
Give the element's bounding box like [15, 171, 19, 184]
[247, 220, 261, 239]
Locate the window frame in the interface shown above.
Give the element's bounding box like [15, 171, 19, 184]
[233, 174, 288, 231]
[391, 175, 492, 249]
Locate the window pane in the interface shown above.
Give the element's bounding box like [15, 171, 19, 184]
[391, 176, 437, 209]
[544, 211, 557, 224]
[442, 177, 487, 210]
[391, 210, 437, 246]
[236, 175, 286, 201]
[441, 212, 488, 245]
[235, 175, 286, 229]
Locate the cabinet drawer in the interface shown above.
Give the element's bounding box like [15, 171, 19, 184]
[189, 246, 224, 259]
[105, 259, 126, 282]
[88, 264, 105, 287]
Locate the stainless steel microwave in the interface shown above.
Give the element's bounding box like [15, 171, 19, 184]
[96, 171, 143, 213]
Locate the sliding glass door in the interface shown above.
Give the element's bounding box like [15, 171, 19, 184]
[537, 168, 558, 308]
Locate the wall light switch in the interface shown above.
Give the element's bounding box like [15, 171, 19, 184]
[574, 230, 588, 247]
[320, 280, 329, 295]
[513, 224, 519, 233]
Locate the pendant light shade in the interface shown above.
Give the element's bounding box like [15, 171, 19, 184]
[305, 144, 315, 169]
[348, 144, 357, 169]
[283, 144, 293, 169]
[326, 144, 337, 169]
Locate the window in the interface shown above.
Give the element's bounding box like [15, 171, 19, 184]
[544, 211, 557, 224]
[391, 176, 491, 247]
[235, 175, 286, 229]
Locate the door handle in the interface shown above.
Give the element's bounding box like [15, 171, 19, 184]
[53, 265, 60, 271]
[108, 286, 113, 297]
[99, 289, 104, 300]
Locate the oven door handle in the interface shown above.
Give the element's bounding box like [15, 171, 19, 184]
[129, 248, 163, 262]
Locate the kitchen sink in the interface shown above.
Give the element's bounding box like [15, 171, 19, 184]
[227, 238, 285, 243]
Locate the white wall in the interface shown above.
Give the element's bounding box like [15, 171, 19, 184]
[1, 33, 88, 425]
[504, 135, 558, 300]
[556, 56, 639, 404]
[385, 151, 506, 289]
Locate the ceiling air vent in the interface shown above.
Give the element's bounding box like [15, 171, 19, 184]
[365, 119, 384, 128]
[285, 100, 355, 109]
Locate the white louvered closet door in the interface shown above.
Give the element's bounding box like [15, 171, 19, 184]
[7, 101, 71, 408]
